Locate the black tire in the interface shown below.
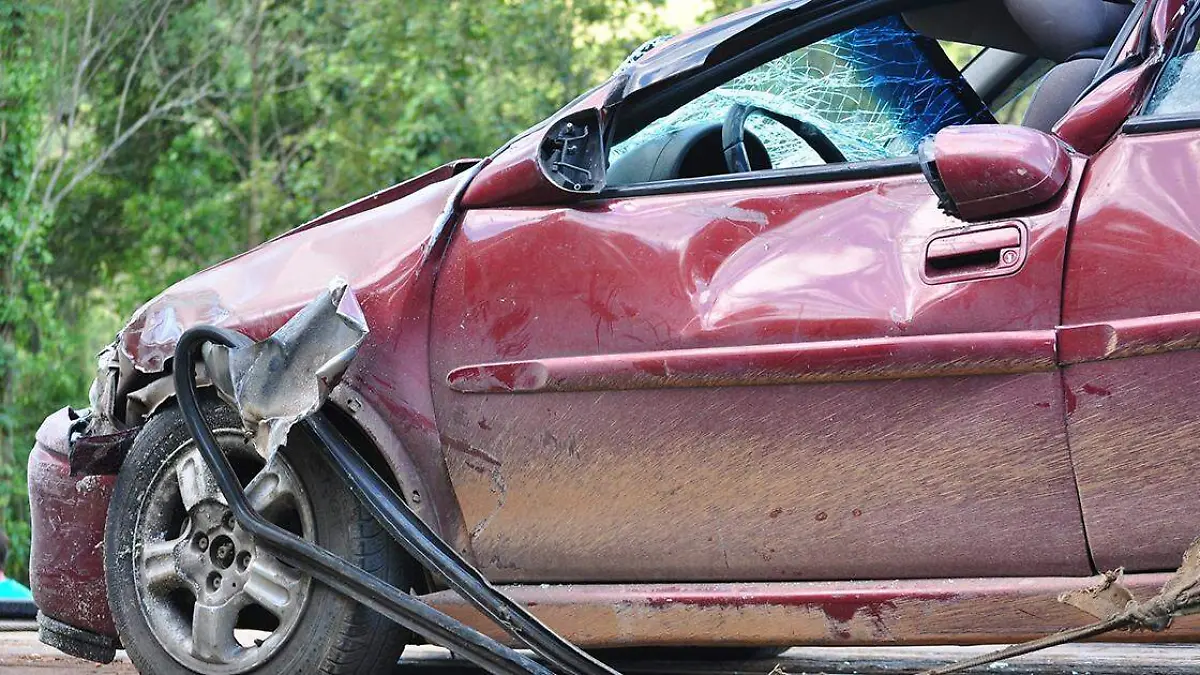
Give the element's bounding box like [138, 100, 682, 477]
[105, 399, 414, 674]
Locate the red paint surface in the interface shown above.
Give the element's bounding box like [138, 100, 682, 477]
[431, 160, 1089, 582]
[1063, 352, 1200, 572]
[282, 159, 476, 238]
[1062, 127, 1200, 572]
[1154, 0, 1187, 44]
[446, 330, 1057, 393]
[421, 574, 1200, 647]
[1063, 132, 1200, 324]
[154, 175, 469, 549]
[460, 132, 562, 209]
[43, 174, 477, 579]
[1058, 311, 1200, 364]
[1054, 60, 1158, 155]
[932, 126, 1072, 220]
[27, 409, 117, 637]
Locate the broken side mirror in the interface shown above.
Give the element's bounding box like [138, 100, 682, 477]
[919, 125, 1071, 221]
[538, 109, 606, 194]
[459, 108, 608, 208]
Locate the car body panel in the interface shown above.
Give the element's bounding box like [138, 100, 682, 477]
[1049, 0, 1183, 154]
[279, 159, 478, 239]
[27, 409, 116, 637]
[1061, 129, 1200, 572]
[28, 174, 481, 639]
[1153, 0, 1188, 44]
[1054, 60, 1161, 154]
[422, 574, 1200, 647]
[444, 330, 1058, 394]
[117, 172, 476, 550]
[429, 162, 1091, 583]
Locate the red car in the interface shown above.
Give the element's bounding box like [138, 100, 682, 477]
[26, 0, 1200, 672]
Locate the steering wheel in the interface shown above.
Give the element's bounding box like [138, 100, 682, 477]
[721, 103, 846, 173]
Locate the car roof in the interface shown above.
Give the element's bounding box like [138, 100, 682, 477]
[620, 0, 1138, 98]
[621, 0, 814, 96]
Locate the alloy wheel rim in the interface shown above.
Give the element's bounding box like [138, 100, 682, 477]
[133, 432, 314, 674]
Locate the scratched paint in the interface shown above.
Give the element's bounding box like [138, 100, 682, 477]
[27, 443, 117, 637]
[431, 157, 1088, 583]
[419, 575, 1200, 647]
[1062, 129, 1200, 572]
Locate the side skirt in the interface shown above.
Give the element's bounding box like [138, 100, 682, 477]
[421, 575, 1200, 647]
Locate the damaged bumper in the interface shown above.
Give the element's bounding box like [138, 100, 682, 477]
[24, 338, 163, 654]
[26, 407, 119, 640]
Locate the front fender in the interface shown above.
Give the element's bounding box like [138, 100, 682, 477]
[90, 170, 473, 554]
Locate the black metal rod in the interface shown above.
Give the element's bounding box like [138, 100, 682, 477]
[173, 326, 552, 675]
[306, 414, 620, 675]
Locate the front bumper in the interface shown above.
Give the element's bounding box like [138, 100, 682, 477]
[27, 407, 118, 638]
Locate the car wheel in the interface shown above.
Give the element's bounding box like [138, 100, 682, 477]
[105, 399, 414, 674]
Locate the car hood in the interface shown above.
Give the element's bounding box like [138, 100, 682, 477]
[118, 166, 471, 374]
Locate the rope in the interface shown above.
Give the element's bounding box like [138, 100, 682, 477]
[917, 615, 1129, 675]
[919, 536, 1200, 675]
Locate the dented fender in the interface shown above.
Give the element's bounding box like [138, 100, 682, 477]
[76, 168, 477, 554]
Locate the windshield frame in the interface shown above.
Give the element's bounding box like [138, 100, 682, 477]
[606, 13, 994, 173]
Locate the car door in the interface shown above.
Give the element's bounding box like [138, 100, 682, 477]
[1059, 6, 1200, 573]
[429, 14, 1091, 583]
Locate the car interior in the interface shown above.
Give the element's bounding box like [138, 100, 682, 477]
[908, 0, 1134, 131]
[606, 0, 1137, 187]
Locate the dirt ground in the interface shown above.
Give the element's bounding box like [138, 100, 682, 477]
[0, 627, 135, 674]
[6, 626, 1200, 675]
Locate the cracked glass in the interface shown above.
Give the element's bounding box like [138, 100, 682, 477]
[1146, 52, 1200, 116]
[611, 16, 992, 171]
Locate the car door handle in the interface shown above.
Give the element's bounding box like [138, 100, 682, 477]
[923, 224, 1025, 284]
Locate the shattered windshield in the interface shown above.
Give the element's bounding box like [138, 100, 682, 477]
[611, 16, 992, 169]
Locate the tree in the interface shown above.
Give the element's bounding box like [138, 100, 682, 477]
[1, 0, 688, 581]
[0, 0, 45, 582]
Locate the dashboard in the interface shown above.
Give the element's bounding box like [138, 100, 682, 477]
[606, 122, 772, 186]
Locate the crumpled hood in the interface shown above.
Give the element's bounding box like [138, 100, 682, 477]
[119, 169, 469, 374]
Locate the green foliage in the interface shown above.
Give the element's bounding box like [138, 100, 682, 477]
[0, 0, 701, 582]
[1, 0, 51, 583]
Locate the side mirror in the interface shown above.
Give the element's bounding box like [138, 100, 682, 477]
[460, 108, 607, 208]
[919, 126, 1071, 221]
[538, 109, 607, 194]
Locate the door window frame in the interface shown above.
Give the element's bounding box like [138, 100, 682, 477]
[598, 3, 992, 200]
[1117, 0, 1190, 135]
[599, 155, 922, 199]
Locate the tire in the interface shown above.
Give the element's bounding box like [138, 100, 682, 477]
[105, 399, 414, 674]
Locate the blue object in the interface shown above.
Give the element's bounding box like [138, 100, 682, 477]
[0, 577, 36, 619]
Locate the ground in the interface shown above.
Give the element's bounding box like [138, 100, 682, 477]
[0, 624, 133, 675]
[4, 624, 1200, 675]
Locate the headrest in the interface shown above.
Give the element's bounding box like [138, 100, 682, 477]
[904, 0, 1133, 63]
[1005, 0, 1132, 62]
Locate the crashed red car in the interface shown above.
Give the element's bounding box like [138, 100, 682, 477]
[26, 0, 1200, 672]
